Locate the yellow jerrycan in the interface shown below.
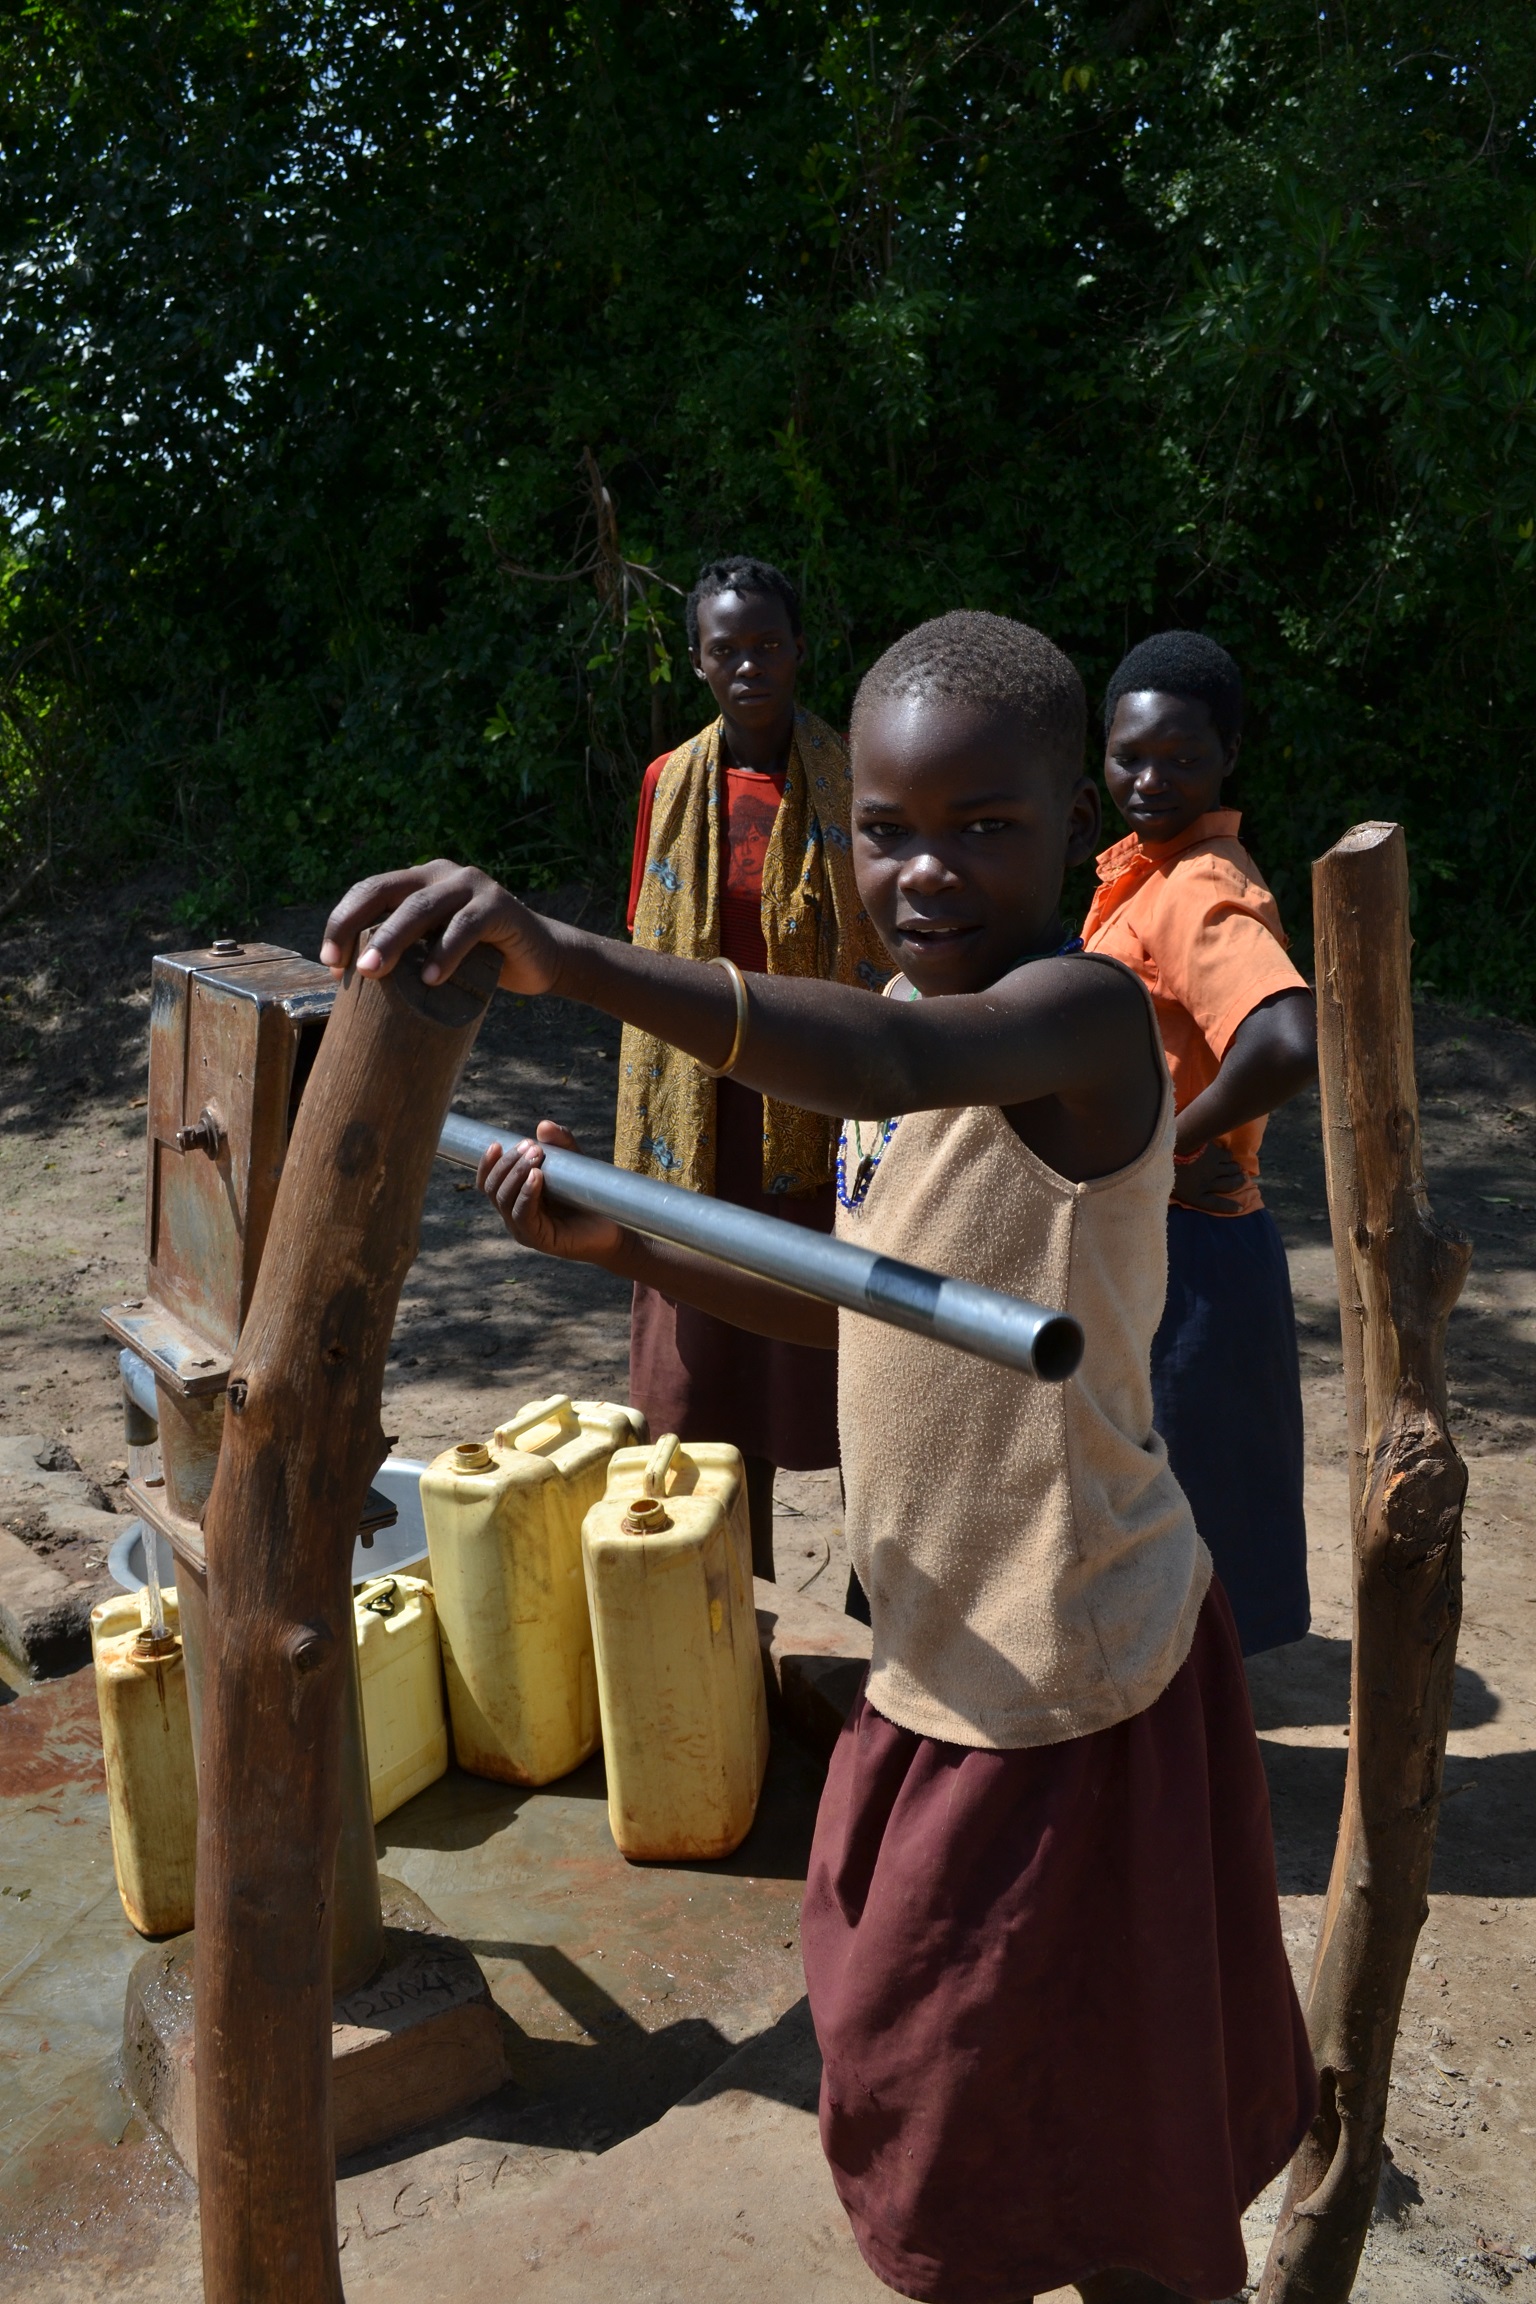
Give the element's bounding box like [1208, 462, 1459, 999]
[354, 1573, 449, 1822]
[422, 1395, 642, 1786]
[583, 1433, 770, 1863]
[90, 1589, 198, 1938]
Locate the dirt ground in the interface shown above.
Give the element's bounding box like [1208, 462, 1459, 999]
[2, 870, 1535, 2296]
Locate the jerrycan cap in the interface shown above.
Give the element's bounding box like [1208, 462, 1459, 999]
[454, 1441, 494, 1473]
[621, 1495, 673, 1535]
[130, 1629, 180, 1663]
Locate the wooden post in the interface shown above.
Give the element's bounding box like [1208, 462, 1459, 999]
[193, 941, 497, 2304]
[1258, 824, 1470, 2304]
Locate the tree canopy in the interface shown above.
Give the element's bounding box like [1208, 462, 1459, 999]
[3, 1, 1534, 1002]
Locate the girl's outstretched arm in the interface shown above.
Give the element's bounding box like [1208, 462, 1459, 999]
[321, 861, 1154, 1140]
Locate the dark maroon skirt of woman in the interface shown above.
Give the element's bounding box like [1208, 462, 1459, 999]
[629, 1072, 840, 1469]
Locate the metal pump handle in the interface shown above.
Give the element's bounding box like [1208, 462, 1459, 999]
[437, 1112, 1083, 1384]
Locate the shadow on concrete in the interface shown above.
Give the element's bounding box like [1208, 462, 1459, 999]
[384, 1743, 819, 1883]
[1247, 1633, 1500, 1734]
[651, 1762, 827, 1884]
[1261, 1740, 1536, 1898]
[336, 1943, 813, 2183]
[382, 1761, 611, 1862]
[480, 1974, 755, 2149]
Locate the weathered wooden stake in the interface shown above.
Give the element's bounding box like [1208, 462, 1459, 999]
[1258, 824, 1470, 2304]
[194, 941, 496, 2304]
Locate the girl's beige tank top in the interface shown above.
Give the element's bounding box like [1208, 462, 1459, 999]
[835, 994, 1211, 1752]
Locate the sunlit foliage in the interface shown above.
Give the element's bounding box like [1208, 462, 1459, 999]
[2, 3, 1533, 999]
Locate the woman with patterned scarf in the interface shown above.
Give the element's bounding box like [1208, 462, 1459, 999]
[616, 556, 888, 1582]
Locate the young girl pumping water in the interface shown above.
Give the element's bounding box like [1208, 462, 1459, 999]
[322, 610, 1315, 2304]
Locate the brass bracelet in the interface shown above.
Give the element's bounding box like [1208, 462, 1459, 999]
[699, 956, 750, 1078]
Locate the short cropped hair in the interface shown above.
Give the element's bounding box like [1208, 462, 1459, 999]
[1104, 631, 1243, 747]
[686, 557, 802, 653]
[851, 611, 1087, 788]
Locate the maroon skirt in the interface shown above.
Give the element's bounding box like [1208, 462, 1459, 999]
[629, 1077, 840, 1470]
[801, 1583, 1315, 2303]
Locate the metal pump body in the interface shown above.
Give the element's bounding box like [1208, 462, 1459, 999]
[101, 944, 384, 1991]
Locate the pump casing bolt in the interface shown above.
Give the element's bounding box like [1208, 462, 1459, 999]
[175, 1105, 225, 1156]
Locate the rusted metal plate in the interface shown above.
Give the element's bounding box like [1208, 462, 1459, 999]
[281, 986, 338, 1025]
[152, 1385, 225, 1524]
[98, 1302, 229, 1401]
[124, 1476, 207, 1577]
[124, 1474, 396, 1588]
[141, 947, 336, 1356]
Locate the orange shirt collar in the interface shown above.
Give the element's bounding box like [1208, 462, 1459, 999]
[1094, 809, 1243, 885]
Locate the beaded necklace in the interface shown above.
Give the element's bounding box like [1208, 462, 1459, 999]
[835, 934, 1086, 1212]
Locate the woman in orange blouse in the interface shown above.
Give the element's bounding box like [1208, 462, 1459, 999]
[1084, 631, 1316, 1654]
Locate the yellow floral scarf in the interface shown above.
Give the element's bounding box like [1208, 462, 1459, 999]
[615, 709, 890, 1197]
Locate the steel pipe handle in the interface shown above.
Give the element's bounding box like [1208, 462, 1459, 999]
[437, 1111, 1083, 1384]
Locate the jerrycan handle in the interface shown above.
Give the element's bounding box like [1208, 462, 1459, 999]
[643, 1433, 681, 1497]
[620, 1434, 682, 1534]
[499, 1394, 580, 1449]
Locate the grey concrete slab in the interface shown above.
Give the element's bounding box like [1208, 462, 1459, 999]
[0, 1652, 831, 2300]
[367, 1731, 821, 2163]
[341, 2017, 1501, 2304]
[754, 1576, 870, 1762]
[335, 1997, 890, 2302]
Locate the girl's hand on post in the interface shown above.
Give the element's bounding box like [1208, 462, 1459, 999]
[477, 1123, 625, 1264]
[320, 861, 562, 994]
